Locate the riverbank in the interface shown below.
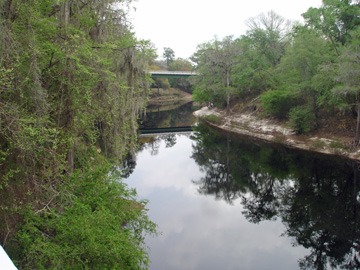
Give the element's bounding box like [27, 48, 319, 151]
[194, 106, 360, 161]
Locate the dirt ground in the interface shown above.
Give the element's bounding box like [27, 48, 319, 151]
[194, 106, 360, 161]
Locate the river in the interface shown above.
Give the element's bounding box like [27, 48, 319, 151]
[123, 102, 360, 270]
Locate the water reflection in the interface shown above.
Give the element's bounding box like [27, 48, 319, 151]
[139, 102, 198, 129]
[191, 123, 360, 270]
[125, 133, 307, 270]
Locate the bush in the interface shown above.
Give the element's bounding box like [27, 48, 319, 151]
[288, 106, 316, 134]
[13, 165, 157, 270]
[202, 115, 222, 125]
[260, 90, 299, 119]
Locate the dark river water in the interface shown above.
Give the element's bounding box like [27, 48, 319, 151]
[124, 102, 360, 270]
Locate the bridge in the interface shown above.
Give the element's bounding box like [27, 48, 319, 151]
[148, 70, 198, 78]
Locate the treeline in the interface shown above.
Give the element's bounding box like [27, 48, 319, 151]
[0, 0, 157, 268]
[192, 1, 360, 142]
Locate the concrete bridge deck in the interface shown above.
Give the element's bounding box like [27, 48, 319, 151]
[148, 71, 198, 78]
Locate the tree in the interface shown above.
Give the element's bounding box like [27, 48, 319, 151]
[302, 0, 360, 54]
[168, 58, 193, 91]
[333, 27, 360, 144]
[192, 36, 242, 113]
[246, 10, 291, 68]
[230, 11, 292, 98]
[163, 47, 175, 66]
[261, 28, 337, 132]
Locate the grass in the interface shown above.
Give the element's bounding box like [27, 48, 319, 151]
[329, 140, 346, 149]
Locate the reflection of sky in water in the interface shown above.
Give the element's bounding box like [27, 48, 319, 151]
[126, 134, 308, 270]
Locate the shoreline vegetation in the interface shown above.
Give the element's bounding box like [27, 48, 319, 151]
[0, 1, 157, 269]
[147, 87, 360, 161]
[188, 4, 360, 161]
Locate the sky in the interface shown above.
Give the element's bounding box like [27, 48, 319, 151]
[128, 0, 323, 60]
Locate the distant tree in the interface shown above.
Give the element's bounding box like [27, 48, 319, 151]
[230, 11, 291, 97]
[168, 58, 193, 91]
[192, 36, 242, 113]
[246, 10, 292, 68]
[168, 58, 192, 71]
[163, 47, 175, 66]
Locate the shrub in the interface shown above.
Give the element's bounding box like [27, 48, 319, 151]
[202, 115, 222, 125]
[13, 165, 157, 270]
[288, 106, 316, 134]
[260, 90, 299, 119]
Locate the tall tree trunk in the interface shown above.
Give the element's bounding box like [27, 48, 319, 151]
[63, 1, 70, 28]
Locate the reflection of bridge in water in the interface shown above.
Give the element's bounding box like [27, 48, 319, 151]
[139, 126, 193, 137]
[148, 70, 198, 78]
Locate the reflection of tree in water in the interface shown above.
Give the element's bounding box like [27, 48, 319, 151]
[143, 134, 177, 156]
[191, 123, 360, 270]
[281, 160, 360, 270]
[118, 152, 137, 178]
[191, 129, 245, 203]
[139, 102, 197, 129]
[122, 134, 180, 175]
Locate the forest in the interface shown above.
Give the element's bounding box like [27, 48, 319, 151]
[191, 0, 360, 143]
[0, 0, 157, 269]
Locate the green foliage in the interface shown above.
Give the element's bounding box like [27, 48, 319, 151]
[168, 58, 192, 71]
[192, 87, 213, 103]
[0, 0, 157, 268]
[190, 4, 360, 141]
[168, 58, 193, 91]
[288, 106, 316, 134]
[329, 139, 349, 151]
[332, 27, 360, 143]
[191, 36, 242, 107]
[260, 90, 299, 119]
[303, 0, 360, 47]
[154, 78, 171, 90]
[14, 164, 156, 269]
[202, 115, 222, 125]
[163, 47, 175, 66]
